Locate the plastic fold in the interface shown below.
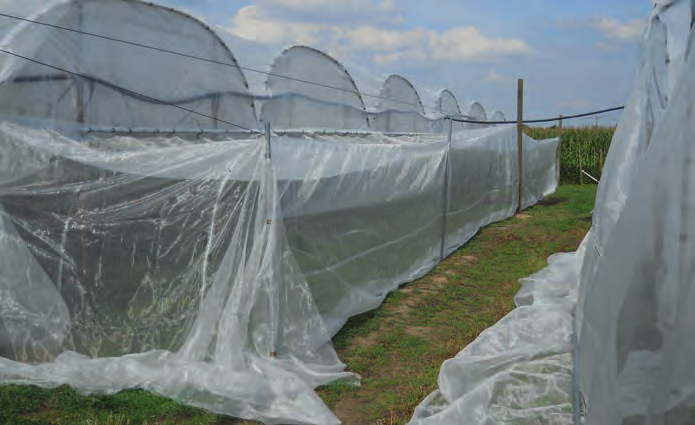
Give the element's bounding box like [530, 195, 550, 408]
[410, 1, 695, 424]
[0, 1, 560, 423]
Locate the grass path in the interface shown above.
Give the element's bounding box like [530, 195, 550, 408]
[318, 184, 596, 424]
[0, 185, 597, 425]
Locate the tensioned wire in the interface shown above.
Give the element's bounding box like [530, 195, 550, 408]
[0, 47, 256, 131]
[0, 10, 625, 124]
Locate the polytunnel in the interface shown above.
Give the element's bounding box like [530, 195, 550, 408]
[431, 89, 461, 132]
[491, 110, 506, 122]
[436, 89, 461, 116]
[410, 1, 695, 424]
[0, 0, 257, 133]
[260, 45, 370, 131]
[372, 74, 433, 133]
[0, 0, 561, 423]
[465, 101, 488, 129]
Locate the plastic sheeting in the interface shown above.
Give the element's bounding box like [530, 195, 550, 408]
[577, 0, 695, 422]
[260, 46, 370, 131]
[0, 122, 558, 424]
[0, 1, 559, 423]
[0, 0, 258, 133]
[436, 90, 461, 116]
[410, 1, 695, 424]
[0, 0, 485, 135]
[372, 74, 433, 133]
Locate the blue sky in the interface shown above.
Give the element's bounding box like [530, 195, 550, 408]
[164, 0, 650, 124]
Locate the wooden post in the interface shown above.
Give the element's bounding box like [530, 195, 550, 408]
[440, 119, 453, 261]
[579, 151, 583, 185]
[557, 114, 563, 185]
[264, 121, 272, 159]
[516, 78, 524, 213]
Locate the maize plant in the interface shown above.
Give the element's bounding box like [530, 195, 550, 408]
[525, 125, 615, 184]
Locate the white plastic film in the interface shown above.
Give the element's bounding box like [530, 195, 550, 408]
[372, 74, 434, 133]
[491, 111, 506, 122]
[261, 46, 370, 131]
[410, 1, 695, 425]
[436, 89, 461, 116]
[0, 122, 558, 424]
[0, 1, 561, 423]
[0, 0, 257, 133]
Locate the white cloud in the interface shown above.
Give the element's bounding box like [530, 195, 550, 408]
[593, 17, 645, 43]
[227, 5, 326, 45]
[266, 0, 396, 12]
[428, 27, 533, 61]
[341, 25, 532, 63]
[485, 69, 506, 83]
[253, 0, 402, 24]
[559, 98, 591, 111]
[226, 6, 534, 66]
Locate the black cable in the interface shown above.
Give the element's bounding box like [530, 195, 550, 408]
[0, 47, 254, 131]
[448, 106, 625, 125]
[0, 11, 423, 110]
[0, 12, 627, 129]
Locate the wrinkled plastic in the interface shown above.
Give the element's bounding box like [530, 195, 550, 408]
[410, 1, 695, 424]
[373, 74, 433, 133]
[260, 46, 370, 131]
[0, 122, 558, 424]
[578, 1, 695, 422]
[0, 1, 559, 423]
[0, 0, 258, 133]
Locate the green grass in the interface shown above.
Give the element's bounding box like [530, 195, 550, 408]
[0, 185, 596, 425]
[0, 385, 219, 425]
[318, 184, 597, 424]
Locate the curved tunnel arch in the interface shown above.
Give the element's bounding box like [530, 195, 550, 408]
[436, 89, 461, 116]
[376, 74, 425, 114]
[261, 45, 370, 130]
[469, 101, 488, 121]
[0, 0, 258, 131]
[373, 74, 433, 133]
[491, 110, 506, 122]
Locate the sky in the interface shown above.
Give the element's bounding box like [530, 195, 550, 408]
[2, 0, 653, 126]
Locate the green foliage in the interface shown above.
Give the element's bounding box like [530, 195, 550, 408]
[526, 125, 615, 185]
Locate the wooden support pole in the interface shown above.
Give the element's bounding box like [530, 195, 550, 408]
[516, 78, 524, 213]
[579, 151, 583, 185]
[440, 119, 453, 261]
[557, 114, 563, 185]
[264, 121, 272, 159]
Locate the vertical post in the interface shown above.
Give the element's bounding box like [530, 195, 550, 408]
[211, 93, 221, 130]
[264, 121, 272, 159]
[516, 79, 524, 213]
[75, 2, 90, 294]
[579, 151, 583, 185]
[557, 114, 563, 185]
[440, 119, 453, 261]
[264, 122, 278, 359]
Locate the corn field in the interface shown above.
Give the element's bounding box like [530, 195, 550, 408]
[525, 125, 615, 184]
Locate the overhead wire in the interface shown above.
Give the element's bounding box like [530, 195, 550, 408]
[447, 106, 625, 125]
[0, 47, 255, 131]
[0, 11, 424, 110]
[0, 11, 627, 128]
